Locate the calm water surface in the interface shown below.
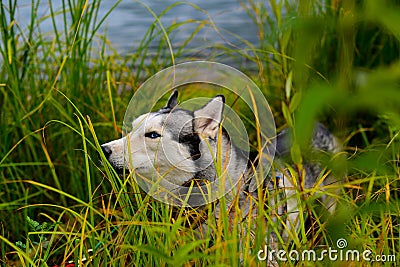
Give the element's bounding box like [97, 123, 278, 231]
[15, 1, 261, 55]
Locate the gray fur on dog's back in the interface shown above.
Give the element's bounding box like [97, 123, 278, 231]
[276, 122, 339, 157]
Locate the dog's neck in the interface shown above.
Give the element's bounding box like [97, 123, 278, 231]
[180, 133, 250, 193]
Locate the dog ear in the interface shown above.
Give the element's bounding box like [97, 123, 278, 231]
[194, 95, 225, 139]
[163, 90, 178, 109]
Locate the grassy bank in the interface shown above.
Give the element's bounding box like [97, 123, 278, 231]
[1, 0, 399, 266]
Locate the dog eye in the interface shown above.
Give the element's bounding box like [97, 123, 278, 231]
[145, 131, 161, 139]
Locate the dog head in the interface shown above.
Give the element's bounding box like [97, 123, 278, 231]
[101, 90, 226, 188]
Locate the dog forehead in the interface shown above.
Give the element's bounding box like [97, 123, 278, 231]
[130, 110, 193, 133]
[163, 109, 193, 125]
[131, 113, 163, 132]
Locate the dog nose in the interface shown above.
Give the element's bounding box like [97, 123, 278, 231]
[101, 145, 112, 159]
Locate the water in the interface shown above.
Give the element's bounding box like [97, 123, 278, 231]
[14, 0, 261, 55]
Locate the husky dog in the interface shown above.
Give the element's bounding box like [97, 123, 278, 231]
[101, 90, 340, 255]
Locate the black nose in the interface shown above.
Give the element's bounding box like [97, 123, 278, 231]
[101, 145, 112, 159]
